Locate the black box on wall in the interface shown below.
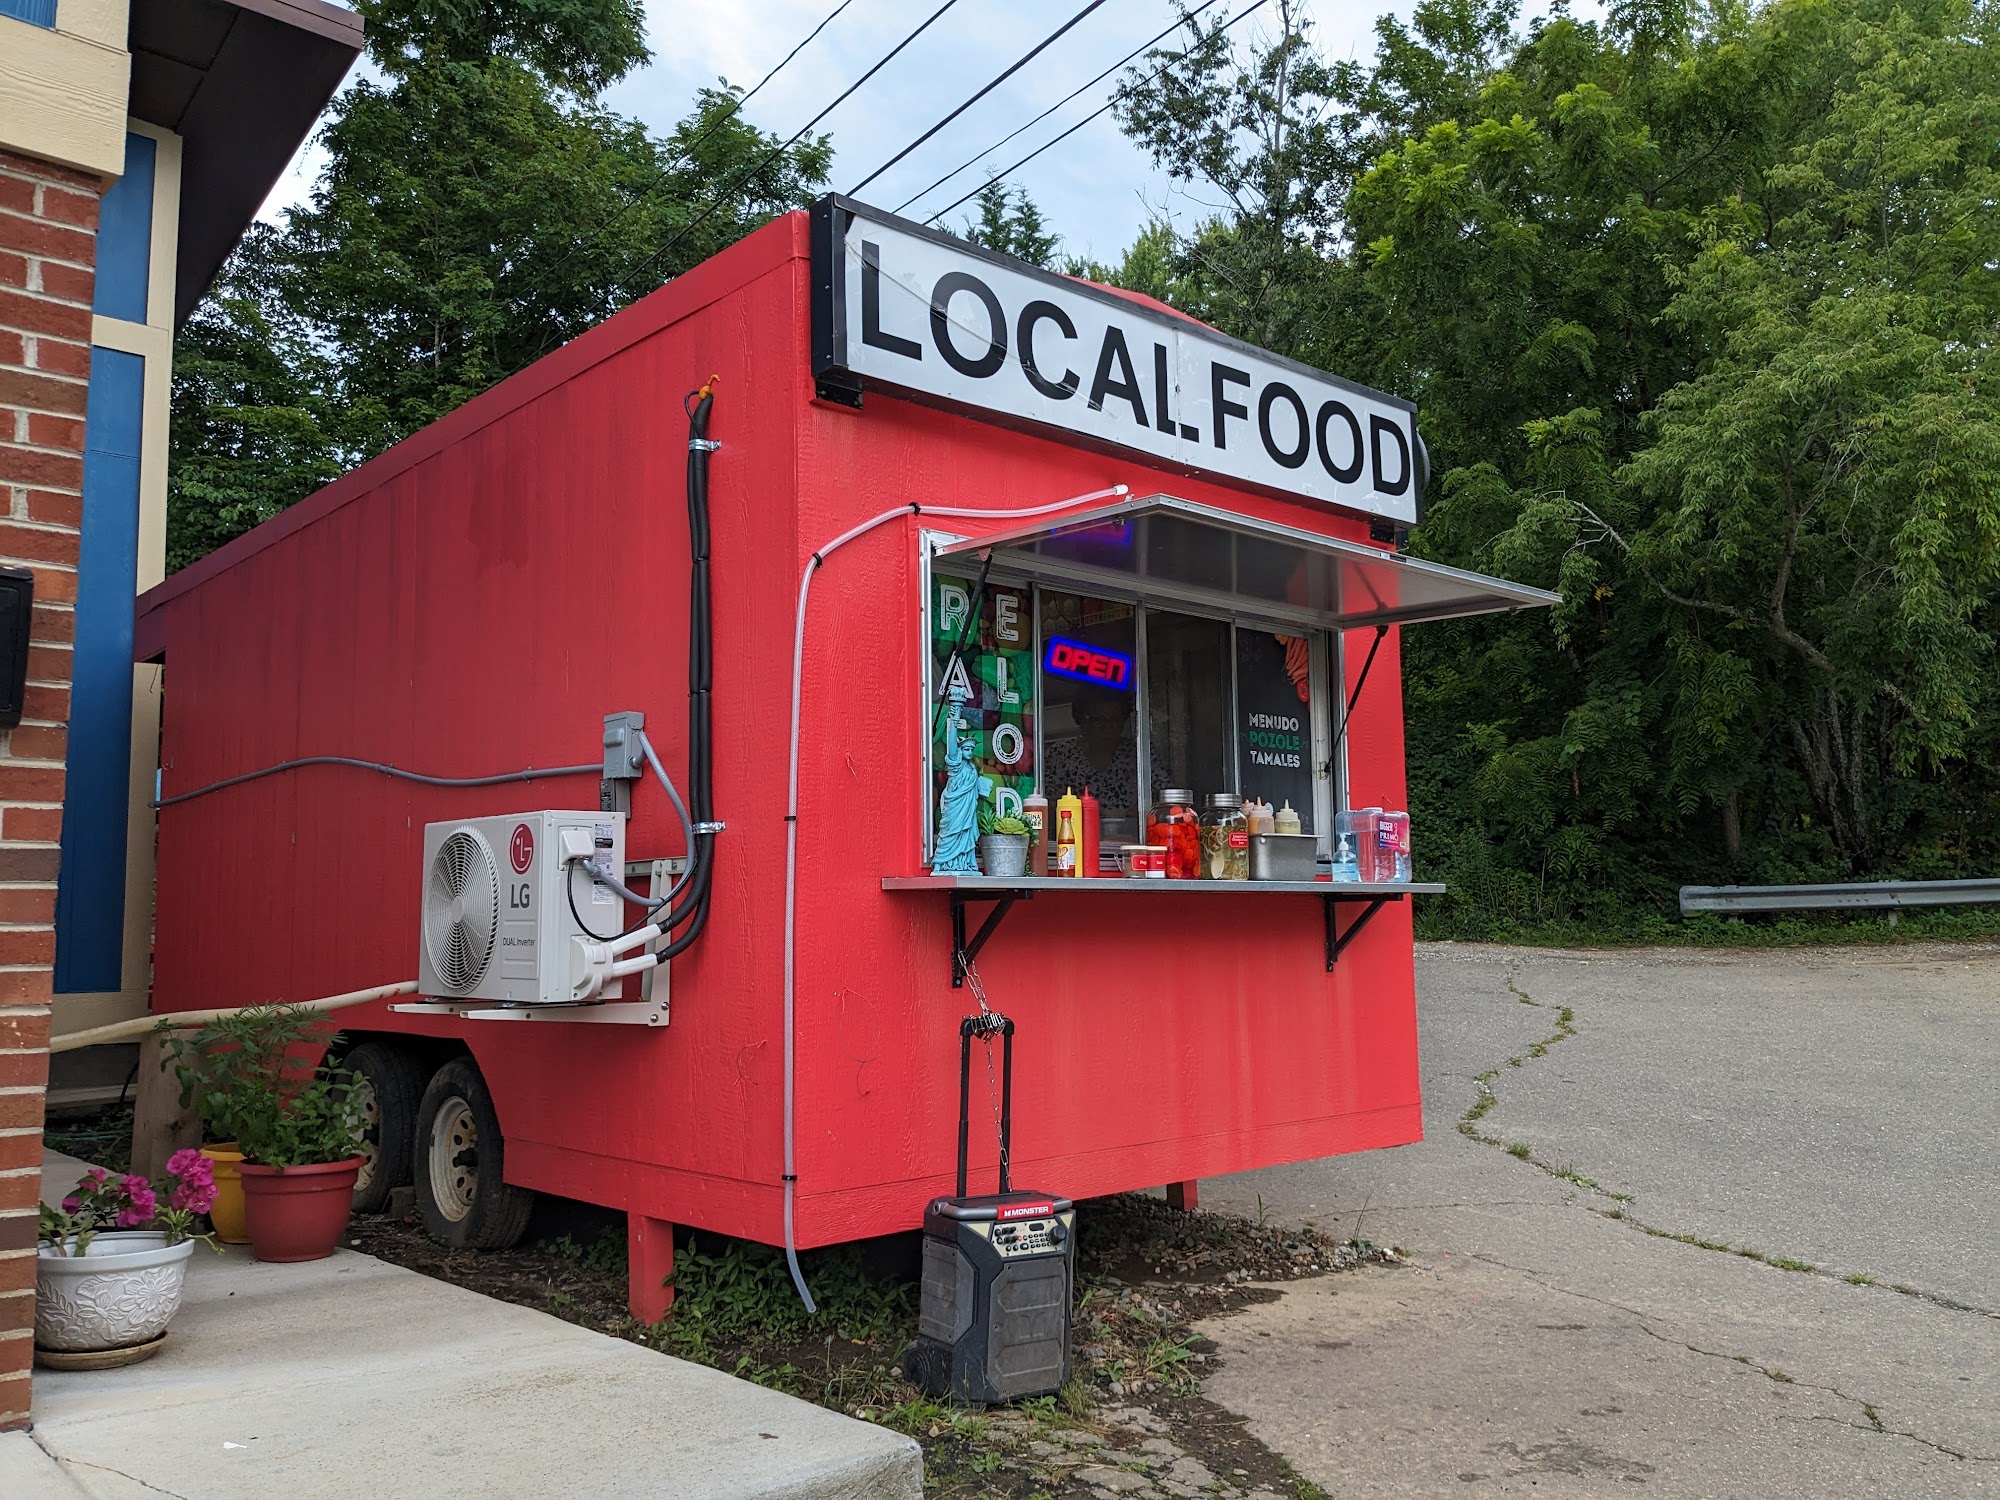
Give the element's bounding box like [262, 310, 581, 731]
[0, 568, 35, 728]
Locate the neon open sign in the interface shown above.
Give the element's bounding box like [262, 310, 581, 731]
[1044, 637, 1132, 689]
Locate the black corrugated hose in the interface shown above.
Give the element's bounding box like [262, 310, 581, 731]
[647, 384, 719, 958]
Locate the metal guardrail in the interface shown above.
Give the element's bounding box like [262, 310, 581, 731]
[1679, 878, 2000, 916]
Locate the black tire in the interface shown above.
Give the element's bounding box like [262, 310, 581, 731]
[414, 1057, 535, 1250]
[342, 1041, 425, 1215]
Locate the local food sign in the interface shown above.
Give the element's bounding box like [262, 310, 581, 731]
[810, 196, 1425, 526]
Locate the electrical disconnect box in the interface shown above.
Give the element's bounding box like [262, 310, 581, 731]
[418, 810, 628, 1005]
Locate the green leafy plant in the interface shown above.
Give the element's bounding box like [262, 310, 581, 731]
[161, 1005, 365, 1169]
[989, 815, 1031, 838]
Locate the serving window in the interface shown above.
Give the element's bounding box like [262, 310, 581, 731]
[926, 567, 1338, 864]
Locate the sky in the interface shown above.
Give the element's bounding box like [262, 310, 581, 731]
[257, 0, 1433, 265]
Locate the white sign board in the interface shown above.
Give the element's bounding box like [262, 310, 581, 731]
[810, 197, 1424, 526]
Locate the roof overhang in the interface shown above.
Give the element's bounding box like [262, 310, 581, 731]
[128, 0, 363, 326]
[930, 495, 1560, 631]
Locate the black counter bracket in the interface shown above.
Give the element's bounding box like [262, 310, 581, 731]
[951, 888, 1032, 987]
[1324, 892, 1401, 971]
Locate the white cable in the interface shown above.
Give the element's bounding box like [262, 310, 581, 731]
[779, 482, 1128, 1312]
[637, 730, 699, 906]
[606, 953, 660, 979]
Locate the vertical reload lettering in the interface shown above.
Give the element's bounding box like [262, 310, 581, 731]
[860, 240, 920, 360]
[930, 271, 1007, 379]
[1016, 299, 1080, 400]
[1211, 363, 1251, 449]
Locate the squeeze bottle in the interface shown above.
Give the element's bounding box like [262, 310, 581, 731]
[1022, 792, 1049, 876]
[1275, 800, 1301, 836]
[1079, 786, 1101, 878]
[1055, 789, 1082, 876]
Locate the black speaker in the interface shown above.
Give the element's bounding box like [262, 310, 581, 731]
[0, 568, 34, 728]
[905, 1014, 1075, 1405]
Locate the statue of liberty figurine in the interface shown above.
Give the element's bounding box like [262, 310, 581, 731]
[931, 690, 982, 876]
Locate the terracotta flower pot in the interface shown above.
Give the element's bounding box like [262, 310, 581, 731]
[201, 1144, 250, 1244]
[237, 1158, 363, 1263]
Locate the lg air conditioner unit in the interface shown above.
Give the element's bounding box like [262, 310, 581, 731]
[418, 810, 629, 1005]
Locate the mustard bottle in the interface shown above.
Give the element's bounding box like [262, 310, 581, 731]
[1055, 787, 1082, 876]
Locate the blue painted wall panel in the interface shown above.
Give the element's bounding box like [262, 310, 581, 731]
[92, 134, 155, 324]
[0, 2, 59, 28]
[54, 347, 145, 994]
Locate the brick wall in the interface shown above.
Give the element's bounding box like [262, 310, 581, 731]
[0, 145, 98, 1432]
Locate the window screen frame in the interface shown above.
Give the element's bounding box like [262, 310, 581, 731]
[921, 531, 1347, 864]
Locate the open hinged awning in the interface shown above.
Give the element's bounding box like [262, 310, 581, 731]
[929, 494, 1560, 631]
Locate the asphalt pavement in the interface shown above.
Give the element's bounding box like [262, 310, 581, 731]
[1197, 942, 1999, 1500]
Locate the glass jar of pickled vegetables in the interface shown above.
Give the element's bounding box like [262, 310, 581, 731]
[1147, 789, 1201, 880]
[1198, 792, 1249, 880]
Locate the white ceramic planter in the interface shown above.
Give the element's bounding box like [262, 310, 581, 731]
[35, 1232, 195, 1352]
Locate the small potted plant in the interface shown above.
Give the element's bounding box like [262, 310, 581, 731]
[36, 1153, 218, 1365]
[976, 810, 1033, 879]
[163, 1005, 366, 1264]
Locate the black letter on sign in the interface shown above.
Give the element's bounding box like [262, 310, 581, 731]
[1017, 300, 1079, 400]
[1370, 413, 1412, 495]
[1211, 363, 1251, 449]
[1316, 400, 1363, 482]
[930, 271, 1007, 378]
[1257, 381, 1310, 469]
[1152, 344, 1175, 435]
[1087, 326, 1148, 427]
[861, 241, 920, 360]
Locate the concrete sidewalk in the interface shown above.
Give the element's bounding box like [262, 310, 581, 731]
[31, 1152, 920, 1499]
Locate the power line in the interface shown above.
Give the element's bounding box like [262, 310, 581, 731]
[530, 0, 860, 334]
[893, 0, 1231, 217]
[925, 0, 1271, 226]
[597, 0, 968, 313]
[847, 0, 1114, 199]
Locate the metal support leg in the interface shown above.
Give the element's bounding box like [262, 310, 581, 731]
[628, 1213, 675, 1324]
[949, 890, 1029, 986]
[1325, 895, 1398, 970]
[1166, 1180, 1199, 1212]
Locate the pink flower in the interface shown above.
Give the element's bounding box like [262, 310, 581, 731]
[114, 1179, 157, 1228]
[170, 1178, 217, 1214]
[60, 1194, 79, 1214]
[82, 1167, 108, 1188]
[165, 1148, 204, 1177]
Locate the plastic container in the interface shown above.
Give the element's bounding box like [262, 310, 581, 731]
[1245, 797, 1274, 836]
[1331, 809, 1372, 883]
[1382, 810, 1412, 882]
[1147, 789, 1201, 880]
[1199, 792, 1250, 881]
[1274, 800, 1301, 836]
[1080, 786, 1102, 878]
[1117, 844, 1168, 878]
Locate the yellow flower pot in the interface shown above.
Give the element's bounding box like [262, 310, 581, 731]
[201, 1143, 250, 1244]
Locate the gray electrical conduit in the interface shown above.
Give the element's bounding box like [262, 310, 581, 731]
[781, 483, 1129, 1311]
[152, 756, 602, 809]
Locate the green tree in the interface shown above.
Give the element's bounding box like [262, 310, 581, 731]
[960, 179, 1061, 267]
[168, 0, 831, 566]
[1106, 0, 2000, 925]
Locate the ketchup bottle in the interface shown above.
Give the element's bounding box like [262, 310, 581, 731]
[1079, 786, 1101, 878]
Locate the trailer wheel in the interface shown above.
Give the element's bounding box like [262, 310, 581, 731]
[343, 1041, 425, 1215]
[415, 1058, 534, 1250]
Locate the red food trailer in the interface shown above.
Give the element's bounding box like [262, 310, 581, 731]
[135, 197, 1556, 1319]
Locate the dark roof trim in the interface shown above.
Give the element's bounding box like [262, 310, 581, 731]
[127, 0, 362, 326]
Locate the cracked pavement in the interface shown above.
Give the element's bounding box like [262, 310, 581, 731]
[1193, 942, 1999, 1498]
